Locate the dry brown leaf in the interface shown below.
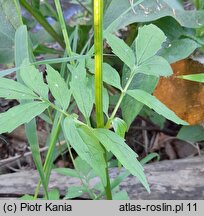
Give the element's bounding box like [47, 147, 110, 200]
[154, 59, 204, 125]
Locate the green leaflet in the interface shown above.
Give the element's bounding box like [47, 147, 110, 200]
[15, 25, 32, 82]
[103, 63, 122, 90]
[159, 38, 199, 64]
[178, 73, 204, 83]
[0, 77, 37, 100]
[46, 64, 71, 110]
[0, 101, 49, 133]
[135, 56, 173, 77]
[86, 59, 122, 90]
[112, 117, 127, 138]
[106, 33, 135, 69]
[127, 89, 188, 125]
[0, 0, 22, 64]
[177, 125, 204, 142]
[94, 128, 150, 192]
[69, 63, 94, 120]
[20, 60, 49, 99]
[63, 117, 107, 186]
[136, 24, 166, 65]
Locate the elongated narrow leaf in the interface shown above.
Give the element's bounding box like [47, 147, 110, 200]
[14, 24, 48, 198]
[20, 61, 49, 99]
[0, 77, 37, 99]
[112, 117, 127, 138]
[0, 0, 22, 63]
[0, 101, 49, 133]
[94, 128, 150, 192]
[25, 119, 48, 198]
[63, 117, 107, 186]
[127, 89, 188, 125]
[46, 65, 71, 110]
[15, 25, 31, 82]
[44, 112, 62, 186]
[106, 33, 135, 69]
[86, 59, 122, 90]
[178, 73, 204, 83]
[136, 24, 166, 65]
[69, 63, 94, 119]
[0, 55, 89, 78]
[136, 56, 173, 77]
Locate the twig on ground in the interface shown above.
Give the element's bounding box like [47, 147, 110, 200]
[0, 141, 66, 168]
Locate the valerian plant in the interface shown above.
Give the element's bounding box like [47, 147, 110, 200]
[0, 0, 189, 200]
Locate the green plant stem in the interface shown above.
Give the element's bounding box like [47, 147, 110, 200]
[19, 0, 65, 48]
[14, 0, 23, 25]
[54, 0, 73, 60]
[34, 114, 63, 199]
[94, 0, 112, 200]
[94, 0, 104, 128]
[31, 1, 76, 193]
[105, 69, 136, 128]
